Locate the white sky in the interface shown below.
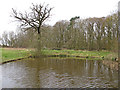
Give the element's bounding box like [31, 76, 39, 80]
[0, 0, 119, 36]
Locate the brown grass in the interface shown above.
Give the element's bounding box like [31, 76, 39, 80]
[102, 60, 118, 70]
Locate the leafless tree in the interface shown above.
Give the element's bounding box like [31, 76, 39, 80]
[12, 3, 53, 55]
[2, 32, 9, 46]
[12, 3, 53, 34]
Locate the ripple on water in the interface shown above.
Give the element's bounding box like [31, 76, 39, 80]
[2, 58, 118, 88]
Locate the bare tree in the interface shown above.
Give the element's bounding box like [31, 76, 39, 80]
[0, 35, 2, 46]
[2, 31, 9, 47]
[12, 3, 53, 55]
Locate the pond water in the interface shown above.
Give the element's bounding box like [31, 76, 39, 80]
[2, 58, 118, 88]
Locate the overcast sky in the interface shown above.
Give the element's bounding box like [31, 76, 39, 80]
[0, 0, 119, 36]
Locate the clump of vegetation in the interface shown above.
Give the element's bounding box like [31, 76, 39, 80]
[105, 53, 118, 61]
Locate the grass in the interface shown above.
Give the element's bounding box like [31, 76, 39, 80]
[0, 48, 31, 63]
[0, 48, 118, 64]
[42, 49, 116, 59]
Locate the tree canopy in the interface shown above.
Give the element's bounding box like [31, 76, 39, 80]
[12, 3, 53, 34]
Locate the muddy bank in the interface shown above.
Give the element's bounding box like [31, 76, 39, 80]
[46, 54, 99, 58]
[102, 60, 118, 71]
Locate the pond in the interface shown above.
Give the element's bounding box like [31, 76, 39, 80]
[2, 57, 118, 88]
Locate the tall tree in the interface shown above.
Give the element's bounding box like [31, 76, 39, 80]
[2, 32, 9, 46]
[53, 20, 69, 48]
[12, 3, 53, 55]
[67, 16, 80, 49]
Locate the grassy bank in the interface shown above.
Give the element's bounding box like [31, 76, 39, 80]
[42, 49, 118, 60]
[0, 48, 31, 64]
[0, 48, 118, 64]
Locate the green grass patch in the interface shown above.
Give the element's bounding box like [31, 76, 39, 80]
[42, 49, 117, 60]
[1, 48, 31, 63]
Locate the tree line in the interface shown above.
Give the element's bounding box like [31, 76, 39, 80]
[1, 12, 118, 52]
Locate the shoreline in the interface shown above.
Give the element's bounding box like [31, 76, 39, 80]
[0, 54, 100, 65]
[1, 48, 118, 65]
[0, 54, 118, 71]
[0, 54, 118, 65]
[0, 56, 32, 65]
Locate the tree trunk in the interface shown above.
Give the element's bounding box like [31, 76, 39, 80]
[35, 27, 42, 57]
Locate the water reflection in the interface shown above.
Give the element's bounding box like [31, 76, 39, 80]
[2, 58, 118, 88]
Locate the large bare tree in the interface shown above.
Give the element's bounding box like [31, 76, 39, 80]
[12, 3, 53, 55]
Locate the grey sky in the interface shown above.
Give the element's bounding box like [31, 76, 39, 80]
[0, 0, 119, 36]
